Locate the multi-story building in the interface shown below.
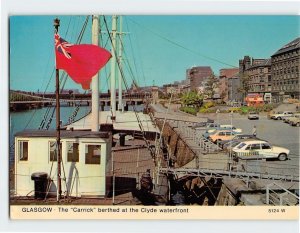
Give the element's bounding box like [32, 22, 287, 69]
[162, 84, 181, 95]
[186, 66, 213, 91]
[239, 56, 270, 102]
[218, 68, 239, 102]
[239, 56, 265, 73]
[220, 68, 239, 78]
[244, 59, 272, 103]
[228, 76, 242, 103]
[271, 37, 300, 102]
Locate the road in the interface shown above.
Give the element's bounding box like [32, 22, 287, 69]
[206, 113, 299, 178]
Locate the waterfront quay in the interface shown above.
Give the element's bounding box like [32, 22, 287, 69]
[150, 103, 299, 205]
[151, 103, 299, 175]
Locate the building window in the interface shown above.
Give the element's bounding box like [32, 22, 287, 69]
[268, 75, 271, 82]
[67, 142, 79, 162]
[49, 141, 61, 162]
[18, 141, 28, 161]
[85, 145, 101, 164]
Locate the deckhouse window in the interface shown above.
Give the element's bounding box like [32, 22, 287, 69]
[67, 142, 79, 162]
[18, 141, 28, 161]
[85, 145, 101, 164]
[49, 141, 61, 162]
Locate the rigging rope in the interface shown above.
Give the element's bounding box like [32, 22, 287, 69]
[124, 18, 145, 87]
[156, 92, 174, 168]
[128, 17, 238, 68]
[103, 16, 156, 158]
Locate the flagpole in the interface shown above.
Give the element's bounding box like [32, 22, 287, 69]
[54, 18, 62, 202]
[110, 15, 117, 120]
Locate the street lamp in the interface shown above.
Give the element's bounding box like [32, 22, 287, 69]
[216, 108, 220, 125]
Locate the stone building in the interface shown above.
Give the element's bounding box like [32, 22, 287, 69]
[218, 68, 239, 102]
[228, 76, 242, 103]
[186, 66, 213, 91]
[270, 37, 300, 102]
[239, 56, 266, 73]
[244, 59, 272, 103]
[239, 56, 269, 102]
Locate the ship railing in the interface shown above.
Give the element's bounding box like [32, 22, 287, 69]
[266, 182, 299, 206]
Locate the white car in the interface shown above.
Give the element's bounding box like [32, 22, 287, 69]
[232, 140, 289, 161]
[207, 124, 242, 134]
[248, 111, 259, 120]
[271, 111, 294, 120]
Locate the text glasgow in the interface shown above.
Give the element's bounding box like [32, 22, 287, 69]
[22, 207, 53, 213]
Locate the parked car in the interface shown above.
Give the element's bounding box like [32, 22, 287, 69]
[232, 140, 289, 161]
[203, 124, 242, 138]
[271, 111, 294, 120]
[207, 124, 242, 134]
[191, 118, 215, 129]
[206, 123, 220, 129]
[208, 130, 239, 144]
[289, 114, 300, 127]
[248, 111, 259, 120]
[206, 118, 214, 123]
[220, 134, 259, 150]
[282, 115, 294, 123]
[192, 122, 207, 129]
[203, 129, 218, 139]
[223, 138, 258, 152]
[220, 125, 242, 133]
[269, 111, 282, 119]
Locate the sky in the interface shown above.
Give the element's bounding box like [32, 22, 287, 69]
[10, 15, 300, 93]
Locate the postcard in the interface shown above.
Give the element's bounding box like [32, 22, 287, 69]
[1, 2, 299, 233]
[8, 14, 299, 222]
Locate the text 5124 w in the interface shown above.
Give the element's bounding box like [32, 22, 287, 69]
[268, 208, 286, 213]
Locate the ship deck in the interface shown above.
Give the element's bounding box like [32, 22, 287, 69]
[66, 110, 159, 133]
[10, 138, 160, 205]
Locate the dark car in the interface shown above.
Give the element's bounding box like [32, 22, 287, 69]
[220, 134, 259, 149]
[192, 118, 215, 129]
[207, 118, 214, 123]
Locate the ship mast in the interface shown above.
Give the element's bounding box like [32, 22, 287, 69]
[118, 16, 123, 112]
[110, 15, 117, 120]
[54, 18, 62, 201]
[91, 15, 100, 131]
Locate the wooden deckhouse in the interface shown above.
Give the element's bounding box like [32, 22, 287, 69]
[14, 130, 112, 198]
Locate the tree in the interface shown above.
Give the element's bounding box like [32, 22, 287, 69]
[204, 75, 219, 98]
[181, 91, 203, 108]
[237, 73, 250, 100]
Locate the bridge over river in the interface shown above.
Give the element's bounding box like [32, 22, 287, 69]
[10, 90, 151, 111]
[150, 103, 299, 205]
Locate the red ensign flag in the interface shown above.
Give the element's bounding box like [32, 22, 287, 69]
[55, 33, 111, 89]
